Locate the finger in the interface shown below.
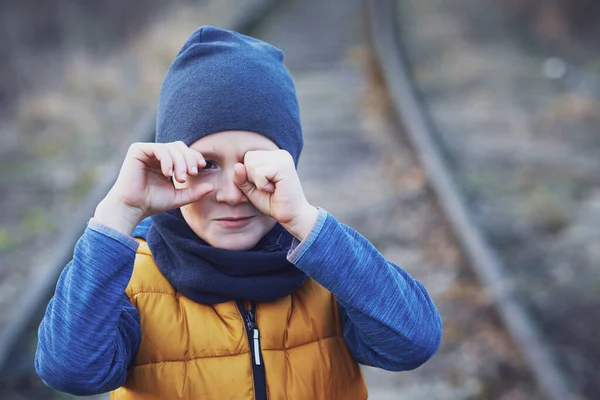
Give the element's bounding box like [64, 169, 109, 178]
[233, 163, 252, 194]
[192, 148, 207, 170]
[172, 183, 215, 208]
[167, 143, 189, 183]
[235, 163, 274, 194]
[139, 144, 173, 178]
[174, 141, 200, 176]
[243, 151, 278, 191]
[234, 163, 267, 197]
[251, 166, 276, 193]
[242, 152, 258, 185]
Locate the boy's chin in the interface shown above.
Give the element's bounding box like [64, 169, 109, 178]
[207, 231, 264, 251]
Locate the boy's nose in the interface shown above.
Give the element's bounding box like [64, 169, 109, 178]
[215, 171, 247, 205]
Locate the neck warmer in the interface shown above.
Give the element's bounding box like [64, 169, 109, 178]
[146, 209, 307, 304]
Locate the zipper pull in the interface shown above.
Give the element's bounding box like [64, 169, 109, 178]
[252, 328, 261, 366]
[247, 303, 261, 366]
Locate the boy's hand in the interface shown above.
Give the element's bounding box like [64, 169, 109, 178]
[234, 150, 318, 240]
[94, 141, 214, 235]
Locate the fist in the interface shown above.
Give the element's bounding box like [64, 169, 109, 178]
[234, 150, 318, 239]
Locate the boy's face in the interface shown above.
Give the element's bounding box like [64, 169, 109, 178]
[174, 130, 279, 250]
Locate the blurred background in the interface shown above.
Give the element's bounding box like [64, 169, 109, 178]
[0, 0, 599, 398]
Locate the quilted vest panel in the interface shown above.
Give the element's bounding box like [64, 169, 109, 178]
[110, 241, 367, 400]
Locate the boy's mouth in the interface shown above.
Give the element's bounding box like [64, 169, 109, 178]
[215, 216, 255, 228]
[216, 216, 254, 221]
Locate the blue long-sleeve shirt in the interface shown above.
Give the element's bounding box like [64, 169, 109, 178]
[35, 209, 442, 395]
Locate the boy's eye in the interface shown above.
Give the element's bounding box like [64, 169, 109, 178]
[201, 161, 217, 170]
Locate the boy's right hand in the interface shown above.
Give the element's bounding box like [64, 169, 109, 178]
[93, 141, 214, 235]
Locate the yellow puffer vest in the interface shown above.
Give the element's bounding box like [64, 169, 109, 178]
[110, 241, 367, 400]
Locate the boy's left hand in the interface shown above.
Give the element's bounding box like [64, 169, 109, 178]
[234, 150, 319, 240]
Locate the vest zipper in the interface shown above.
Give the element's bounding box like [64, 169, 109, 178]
[236, 300, 268, 400]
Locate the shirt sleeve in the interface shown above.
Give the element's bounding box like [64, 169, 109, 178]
[288, 209, 442, 371]
[35, 219, 142, 395]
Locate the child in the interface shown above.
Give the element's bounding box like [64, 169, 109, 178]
[35, 26, 442, 399]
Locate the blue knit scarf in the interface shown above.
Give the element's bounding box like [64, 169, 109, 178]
[146, 209, 307, 304]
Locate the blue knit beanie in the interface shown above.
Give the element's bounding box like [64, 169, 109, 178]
[156, 26, 303, 165]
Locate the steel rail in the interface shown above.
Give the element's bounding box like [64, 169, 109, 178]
[367, 0, 575, 399]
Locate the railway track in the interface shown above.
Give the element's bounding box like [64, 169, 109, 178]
[367, 0, 576, 399]
[0, 0, 582, 399]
